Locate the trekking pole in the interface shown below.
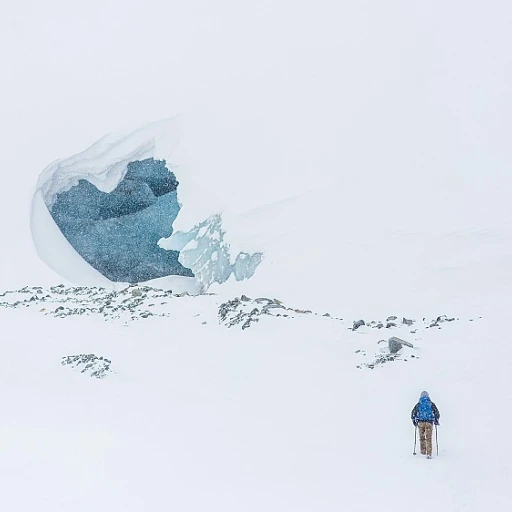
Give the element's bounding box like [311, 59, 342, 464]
[435, 424, 439, 456]
[413, 425, 417, 455]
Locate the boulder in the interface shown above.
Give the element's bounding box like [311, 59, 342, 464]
[353, 319, 365, 330]
[388, 337, 403, 353]
[388, 336, 414, 353]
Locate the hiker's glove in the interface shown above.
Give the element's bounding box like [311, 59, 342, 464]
[434, 420, 439, 426]
[412, 419, 418, 427]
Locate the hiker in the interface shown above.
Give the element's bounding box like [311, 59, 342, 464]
[411, 391, 440, 458]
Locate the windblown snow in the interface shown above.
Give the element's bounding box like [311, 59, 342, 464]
[3, 1, 512, 511]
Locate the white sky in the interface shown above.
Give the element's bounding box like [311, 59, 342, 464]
[1, 1, 511, 287]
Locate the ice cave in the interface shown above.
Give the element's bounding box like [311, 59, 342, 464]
[30, 120, 262, 291]
[49, 157, 192, 283]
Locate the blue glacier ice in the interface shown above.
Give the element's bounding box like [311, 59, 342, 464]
[49, 158, 193, 283]
[164, 215, 263, 291]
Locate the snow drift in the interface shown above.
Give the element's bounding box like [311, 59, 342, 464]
[30, 118, 262, 291]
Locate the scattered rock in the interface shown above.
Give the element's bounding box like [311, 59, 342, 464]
[386, 316, 397, 322]
[366, 354, 398, 369]
[0, 285, 183, 323]
[219, 296, 288, 329]
[428, 315, 456, 328]
[218, 296, 332, 330]
[402, 317, 414, 326]
[386, 322, 396, 328]
[61, 354, 112, 379]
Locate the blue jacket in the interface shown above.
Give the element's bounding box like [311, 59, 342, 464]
[411, 397, 440, 425]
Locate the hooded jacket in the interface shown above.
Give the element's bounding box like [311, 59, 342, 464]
[411, 392, 440, 425]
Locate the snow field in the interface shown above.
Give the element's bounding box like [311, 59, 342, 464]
[0, 297, 509, 511]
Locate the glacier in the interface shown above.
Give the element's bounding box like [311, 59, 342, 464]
[31, 119, 262, 291]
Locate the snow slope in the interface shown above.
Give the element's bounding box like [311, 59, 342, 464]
[0, 289, 510, 511]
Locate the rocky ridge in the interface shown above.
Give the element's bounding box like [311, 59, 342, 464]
[0, 284, 194, 322]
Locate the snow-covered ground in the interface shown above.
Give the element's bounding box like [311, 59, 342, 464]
[0, 287, 510, 511]
[2, 1, 512, 510]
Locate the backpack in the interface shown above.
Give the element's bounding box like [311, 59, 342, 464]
[417, 397, 434, 421]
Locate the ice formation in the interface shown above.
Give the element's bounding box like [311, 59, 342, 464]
[31, 119, 262, 290]
[161, 214, 262, 292]
[49, 158, 192, 283]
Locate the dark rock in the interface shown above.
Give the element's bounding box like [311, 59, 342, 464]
[388, 337, 403, 353]
[61, 353, 112, 379]
[353, 319, 365, 331]
[389, 336, 414, 348]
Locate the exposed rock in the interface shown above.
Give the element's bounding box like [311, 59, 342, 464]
[389, 336, 414, 350]
[402, 317, 414, 326]
[428, 314, 456, 328]
[0, 285, 182, 322]
[365, 353, 398, 369]
[386, 316, 397, 322]
[219, 296, 289, 329]
[61, 354, 112, 379]
[218, 296, 332, 330]
[388, 337, 403, 353]
[352, 319, 365, 331]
